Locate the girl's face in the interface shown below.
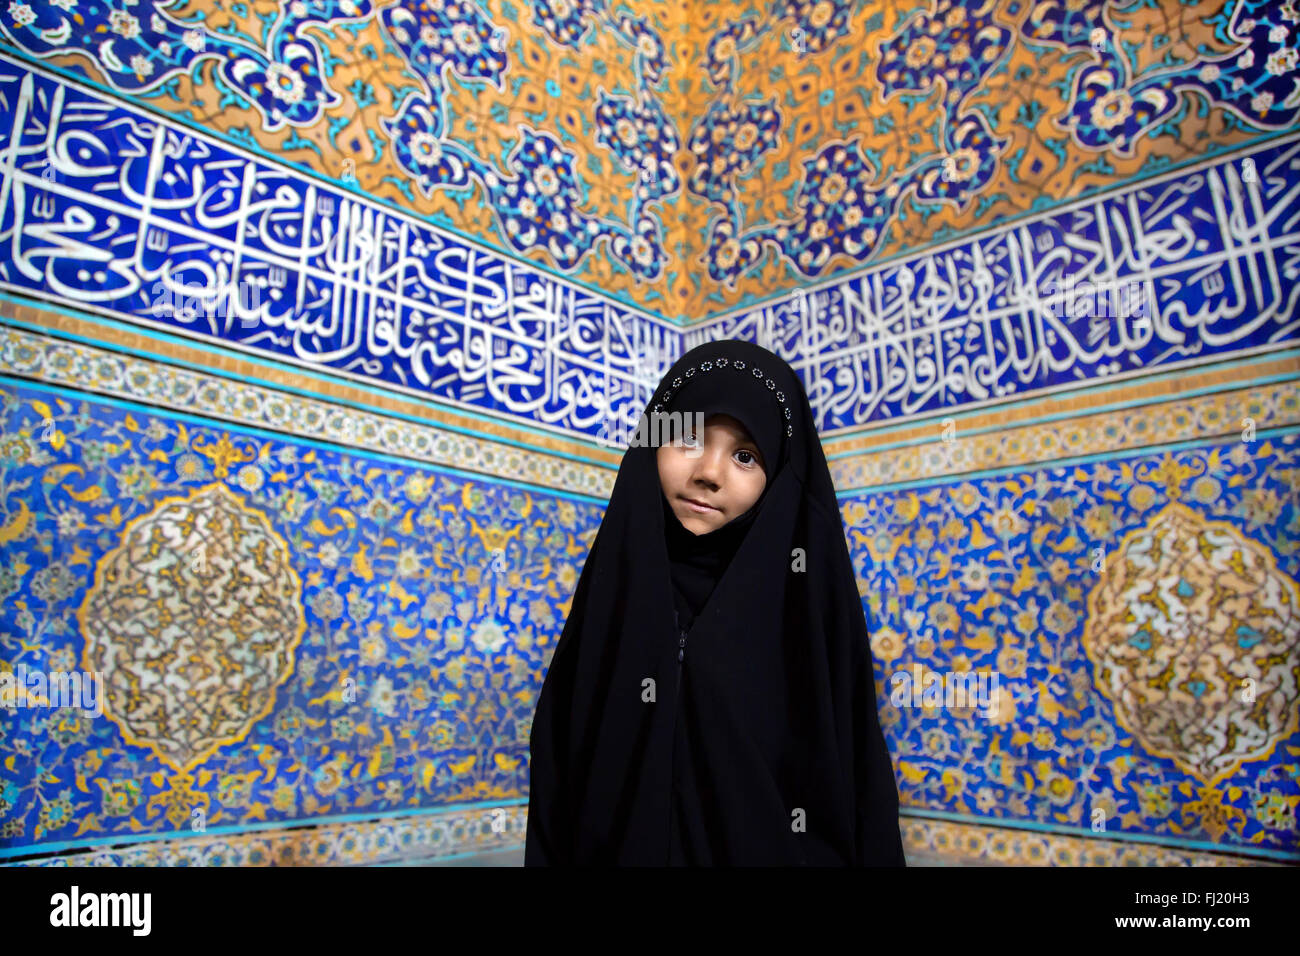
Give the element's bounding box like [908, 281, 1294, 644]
[657, 413, 767, 535]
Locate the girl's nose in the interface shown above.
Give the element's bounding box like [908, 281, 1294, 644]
[691, 446, 724, 486]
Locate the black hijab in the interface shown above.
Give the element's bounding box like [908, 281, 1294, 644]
[525, 339, 906, 866]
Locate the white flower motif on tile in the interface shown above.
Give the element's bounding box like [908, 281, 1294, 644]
[8, 0, 35, 26]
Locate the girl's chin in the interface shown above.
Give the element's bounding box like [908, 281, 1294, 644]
[678, 512, 721, 534]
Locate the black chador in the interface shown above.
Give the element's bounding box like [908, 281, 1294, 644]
[525, 339, 906, 866]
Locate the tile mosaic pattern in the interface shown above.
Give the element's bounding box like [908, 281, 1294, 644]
[842, 432, 1300, 857]
[1, 0, 1296, 322]
[826, 377, 1300, 491]
[0, 56, 680, 443]
[2, 53, 1294, 440]
[9, 805, 529, 867]
[0, 322, 618, 498]
[0, 0, 1297, 867]
[687, 135, 1300, 434]
[0, 380, 603, 854]
[7, 811, 1283, 866]
[2, 367, 1295, 862]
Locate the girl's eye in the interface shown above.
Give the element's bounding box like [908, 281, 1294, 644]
[736, 449, 758, 466]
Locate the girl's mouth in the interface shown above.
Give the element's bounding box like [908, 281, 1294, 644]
[682, 496, 718, 514]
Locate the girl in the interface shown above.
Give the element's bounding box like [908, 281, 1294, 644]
[525, 339, 905, 866]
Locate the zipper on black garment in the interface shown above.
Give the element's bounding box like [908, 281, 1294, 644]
[668, 607, 687, 864]
[673, 609, 687, 696]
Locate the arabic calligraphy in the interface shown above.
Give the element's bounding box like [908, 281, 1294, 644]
[688, 135, 1300, 433]
[0, 60, 679, 442]
[2, 58, 1296, 443]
